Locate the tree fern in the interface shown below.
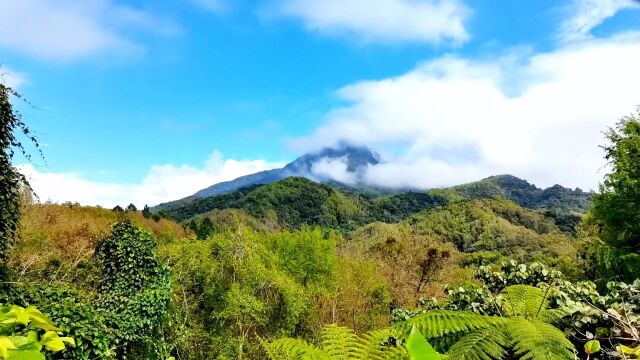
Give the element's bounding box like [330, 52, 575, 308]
[266, 285, 575, 360]
[360, 328, 406, 360]
[266, 338, 331, 359]
[398, 310, 506, 339]
[445, 326, 509, 360]
[321, 324, 366, 359]
[502, 285, 550, 319]
[507, 317, 575, 360]
[396, 285, 576, 360]
[265, 325, 408, 360]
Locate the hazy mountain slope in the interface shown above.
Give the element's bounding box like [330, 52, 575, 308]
[193, 145, 380, 198]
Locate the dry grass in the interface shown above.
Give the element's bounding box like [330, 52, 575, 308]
[9, 202, 191, 283]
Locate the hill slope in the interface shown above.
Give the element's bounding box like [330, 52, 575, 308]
[443, 174, 592, 213]
[160, 174, 592, 232]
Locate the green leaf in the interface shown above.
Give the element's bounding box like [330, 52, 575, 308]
[39, 332, 66, 352]
[617, 344, 640, 356]
[7, 333, 39, 351]
[584, 340, 601, 355]
[407, 327, 441, 360]
[6, 350, 46, 360]
[21, 308, 57, 332]
[0, 337, 17, 359]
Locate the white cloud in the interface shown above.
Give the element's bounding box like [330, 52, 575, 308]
[271, 0, 470, 44]
[0, 67, 27, 88]
[291, 33, 640, 191]
[310, 157, 359, 185]
[0, 0, 181, 61]
[559, 0, 640, 42]
[17, 151, 284, 208]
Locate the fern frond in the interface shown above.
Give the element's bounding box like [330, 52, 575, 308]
[506, 317, 575, 360]
[536, 309, 568, 324]
[321, 324, 365, 359]
[502, 285, 549, 319]
[266, 338, 331, 360]
[360, 328, 407, 360]
[445, 326, 510, 360]
[398, 310, 505, 339]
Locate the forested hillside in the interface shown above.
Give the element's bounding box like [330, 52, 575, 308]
[2, 82, 640, 360]
[159, 173, 591, 239]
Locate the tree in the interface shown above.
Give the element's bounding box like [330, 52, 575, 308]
[0, 82, 39, 277]
[95, 221, 171, 359]
[112, 205, 124, 213]
[126, 203, 137, 212]
[142, 204, 151, 218]
[195, 217, 215, 240]
[591, 109, 640, 280]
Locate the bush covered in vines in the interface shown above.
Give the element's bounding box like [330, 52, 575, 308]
[95, 220, 172, 359]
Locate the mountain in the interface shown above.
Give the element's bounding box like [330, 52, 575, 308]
[157, 172, 592, 237]
[446, 174, 593, 213]
[154, 145, 382, 210]
[195, 145, 380, 198]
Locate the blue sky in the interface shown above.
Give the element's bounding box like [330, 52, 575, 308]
[2, 0, 640, 206]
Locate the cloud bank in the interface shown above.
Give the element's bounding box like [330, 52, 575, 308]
[271, 0, 470, 44]
[0, 0, 181, 61]
[291, 32, 640, 191]
[18, 152, 284, 208]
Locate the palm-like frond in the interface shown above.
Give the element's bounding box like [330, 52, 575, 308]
[536, 309, 568, 324]
[266, 325, 408, 360]
[398, 310, 506, 339]
[321, 324, 366, 359]
[507, 317, 575, 360]
[502, 285, 550, 319]
[266, 338, 331, 360]
[360, 328, 407, 360]
[445, 326, 509, 360]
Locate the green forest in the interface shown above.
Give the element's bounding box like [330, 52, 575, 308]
[3, 85, 640, 360]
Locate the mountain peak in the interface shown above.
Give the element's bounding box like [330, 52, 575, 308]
[285, 144, 380, 174]
[185, 145, 380, 199]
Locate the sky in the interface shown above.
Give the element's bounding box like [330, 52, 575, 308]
[2, 0, 640, 207]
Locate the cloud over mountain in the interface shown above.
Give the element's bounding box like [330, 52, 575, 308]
[290, 30, 640, 191]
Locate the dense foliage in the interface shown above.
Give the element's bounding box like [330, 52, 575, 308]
[448, 174, 593, 213]
[2, 86, 640, 360]
[160, 175, 587, 236]
[591, 109, 640, 281]
[0, 83, 39, 276]
[95, 221, 172, 359]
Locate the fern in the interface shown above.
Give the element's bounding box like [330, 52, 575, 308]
[321, 324, 365, 359]
[265, 325, 408, 360]
[445, 326, 509, 360]
[398, 310, 506, 339]
[266, 338, 331, 359]
[502, 285, 549, 319]
[397, 285, 576, 360]
[507, 318, 575, 360]
[265, 285, 575, 360]
[360, 328, 407, 360]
